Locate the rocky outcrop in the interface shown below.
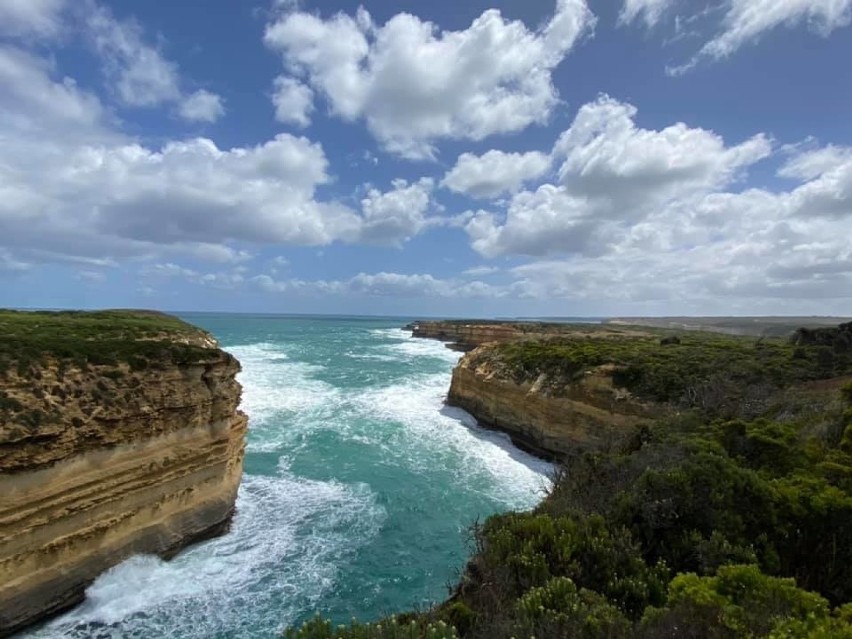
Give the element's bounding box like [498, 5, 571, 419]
[409, 320, 648, 352]
[447, 344, 660, 459]
[408, 321, 526, 351]
[0, 318, 247, 636]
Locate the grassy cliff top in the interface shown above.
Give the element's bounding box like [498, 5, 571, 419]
[0, 309, 216, 375]
[477, 326, 852, 407]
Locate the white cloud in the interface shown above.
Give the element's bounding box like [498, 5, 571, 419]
[553, 96, 771, 211]
[0, 46, 106, 137]
[442, 150, 551, 199]
[85, 2, 182, 107]
[482, 140, 852, 312]
[784, 149, 852, 219]
[466, 185, 598, 258]
[467, 96, 771, 258]
[179, 89, 225, 123]
[82, 1, 225, 118]
[254, 271, 503, 298]
[359, 178, 434, 245]
[29, 134, 359, 246]
[778, 144, 852, 181]
[181, 243, 252, 264]
[463, 265, 500, 277]
[272, 76, 314, 127]
[0, 45, 442, 269]
[264, 0, 596, 158]
[0, 0, 67, 39]
[618, 0, 674, 27]
[144, 262, 246, 289]
[669, 0, 852, 74]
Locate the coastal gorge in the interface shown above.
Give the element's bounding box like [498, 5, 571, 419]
[290, 319, 852, 639]
[0, 311, 247, 636]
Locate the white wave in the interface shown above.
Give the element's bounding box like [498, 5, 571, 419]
[28, 472, 384, 639]
[368, 328, 410, 341]
[228, 343, 339, 452]
[343, 352, 399, 362]
[353, 372, 552, 509]
[368, 329, 462, 364]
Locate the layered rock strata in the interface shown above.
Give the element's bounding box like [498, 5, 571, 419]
[0, 326, 246, 636]
[447, 344, 658, 459]
[409, 320, 648, 352]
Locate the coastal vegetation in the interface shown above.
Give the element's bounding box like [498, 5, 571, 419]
[0, 309, 215, 376]
[285, 323, 852, 638]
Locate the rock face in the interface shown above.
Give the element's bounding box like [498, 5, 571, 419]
[447, 345, 658, 459]
[0, 319, 247, 636]
[409, 321, 526, 351]
[409, 320, 648, 352]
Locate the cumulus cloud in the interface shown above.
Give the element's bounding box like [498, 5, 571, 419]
[471, 137, 852, 313]
[264, 0, 596, 158]
[82, 1, 225, 117]
[359, 178, 434, 245]
[0, 0, 67, 39]
[466, 185, 598, 258]
[0, 46, 106, 137]
[778, 144, 852, 181]
[668, 0, 852, 74]
[4, 133, 360, 248]
[85, 2, 181, 107]
[179, 89, 225, 123]
[442, 150, 551, 199]
[553, 96, 771, 209]
[0, 46, 438, 269]
[467, 96, 771, 258]
[272, 76, 314, 127]
[618, 0, 674, 27]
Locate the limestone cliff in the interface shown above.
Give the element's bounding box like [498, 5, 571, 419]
[447, 343, 659, 459]
[409, 320, 648, 352]
[0, 310, 247, 636]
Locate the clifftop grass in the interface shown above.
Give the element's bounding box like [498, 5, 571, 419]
[0, 309, 215, 376]
[489, 330, 852, 407]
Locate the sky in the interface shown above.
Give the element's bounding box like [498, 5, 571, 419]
[1, 0, 851, 317]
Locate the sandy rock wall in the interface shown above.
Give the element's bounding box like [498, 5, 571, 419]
[447, 346, 657, 459]
[0, 351, 247, 636]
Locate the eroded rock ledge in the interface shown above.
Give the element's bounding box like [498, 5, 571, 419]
[447, 344, 658, 459]
[0, 311, 247, 636]
[408, 320, 648, 352]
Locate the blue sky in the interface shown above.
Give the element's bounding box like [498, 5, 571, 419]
[1, 0, 851, 317]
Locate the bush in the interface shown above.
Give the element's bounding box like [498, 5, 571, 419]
[283, 617, 459, 639]
[514, 577, 630, 639]
[639, 565, 846, 638]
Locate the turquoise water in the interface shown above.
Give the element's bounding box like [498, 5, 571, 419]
[26, 315, 551, 638]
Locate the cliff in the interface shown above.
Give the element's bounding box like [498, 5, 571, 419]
[0, 310, 247, 636]
[409, 320, 649, 352]
[447, 344, 658, 458]
[440, 327, 849, 459]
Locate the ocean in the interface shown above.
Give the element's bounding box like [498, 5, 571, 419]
[23, 314, 551, 638]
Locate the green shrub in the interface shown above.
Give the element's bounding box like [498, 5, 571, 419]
[478, 513, 668, 619]
[640, 565, 843, 638]
[514, 577, 630, 639]
[282, 616, 458, 639]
